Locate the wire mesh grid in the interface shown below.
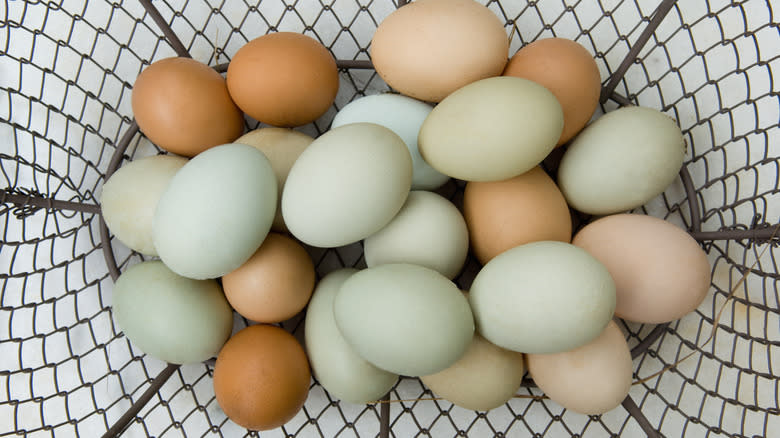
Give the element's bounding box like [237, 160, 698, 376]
[1, 0, 778, 437]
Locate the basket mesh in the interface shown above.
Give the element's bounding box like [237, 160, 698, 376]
[1, 0, 778, 437]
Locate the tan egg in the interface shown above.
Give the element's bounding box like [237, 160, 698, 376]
[463, 166, 571, 265]
[370, 0, 509, 102]
[227, 32, 338, 127]
[422, 334, 525, 411]
[222, 233, 315, 323]
[213, 325, 310, 431]
[503, 38, 601, 146]
[235, 128, 314, 232]
[132, 57, 244, 157]
[572, 214, 711, 324]
[527, 321, 632, 415]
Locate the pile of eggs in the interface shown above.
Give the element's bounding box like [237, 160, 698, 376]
[100, 0, 712, 431]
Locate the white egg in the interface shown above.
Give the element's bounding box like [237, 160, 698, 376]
[331, 94, 449, 190]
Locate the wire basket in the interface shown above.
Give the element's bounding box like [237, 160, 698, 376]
[1, 0, 778, 437]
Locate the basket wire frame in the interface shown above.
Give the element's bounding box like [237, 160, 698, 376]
[1, 0, 778, 437]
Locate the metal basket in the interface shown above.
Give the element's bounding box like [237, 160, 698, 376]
[2, 0, 778, 437]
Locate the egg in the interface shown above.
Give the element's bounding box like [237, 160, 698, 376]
[226, 32, 338, 127]
[282, 123, 412, 248]
[503, 38, 602, 146]
[235, 128, 314, 232]
[463, 166, 572, 265]
[370, 0, 508, 102]
[305, 269, 399, 404]
[527, 321, 633, 415]
[573, 214, 711, 323]
[364, 191, 468, 279]
[330, 94, 448, 190]
[469, 241, 616, 354]
[421, 334, 525, 411]
[213, 325, 310, 431]
[111, 261, 233, 364]
[100, 155, 187, 256]
[221, 233, 315, 323]
[558, 106, 686, 215]
[153, 143, 277, 279]
[419, 77, 563, 182]
[132, 57, 244, 157]
[334, 264, 474, 376]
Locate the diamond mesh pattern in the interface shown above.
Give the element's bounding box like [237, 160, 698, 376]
[1, 1, 778, 437]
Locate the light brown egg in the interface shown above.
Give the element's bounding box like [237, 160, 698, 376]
[526, 320, 633, 415]
[227, 32, 339, 127]
[370, 0, 509, 102]
[463, 166, 572, 265]
[503, 38, 601, 146]
[131, 57, 244, 157]
[235, 128, 314, 232]
[572, 214, 711, 324]
[222, 233, 315, 323]
[213, 325, 310, 431]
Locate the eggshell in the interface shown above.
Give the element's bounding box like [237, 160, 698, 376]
[112, 261, 233, 364]
[364, 191, 468, 279]
[370, 0, 508, 102]
[419, 77, 563, 182]
[463, 166, 571, 265]
[334, 264, 474, 376]
[153, 144, 277, 279]
[282, 123, 412, 248]
[226, 32, 338, 127]
[422, 334, 525, 411]
[527, 321, 633, 415]
[235, 128, 313, 232]
[503, 38, 602, 146]
[572, 214, 711, 323]
[305, 269, 398, 404]
[132, 57, 244, 157]
[222, 233, 315, 323]
[331, 94, 448, 190]
[469, 241, 616, 354]
[100, 155, 187, 256]
[213, 325, 310, 431]
[557, 106, 685, 215]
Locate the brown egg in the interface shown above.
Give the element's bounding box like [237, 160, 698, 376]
[132, 57, 244, 157]
[370, 0, 509, 102]
[503, 38, 601, 146]
[573, 214, 711, 324]
[226, 32, 339, 127]
[463, 166, 572, 265]
[526, 320, 633, 415]
[213, 324, 310, 431]
[222, 233, 315, 323]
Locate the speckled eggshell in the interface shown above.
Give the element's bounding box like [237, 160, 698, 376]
[572, 214, 711, 324]
[112, 260, 233, 364]
[282, 123, 412, 248]
[334, 264, 474, 376]
[421, 334, 525, 411]
[305, 269, 399, 404]
[469, 241, 616, 354]
[235, 128, 314, 232]
[527, 320, 633, 415]
[153, 143, 277, 279]
[100, 155, 187, 256]
[331, 94, 448, 190]
[419, 77, 563, 182]
[557, 106, 685, 215]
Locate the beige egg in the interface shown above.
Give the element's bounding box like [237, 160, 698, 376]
[235, 128, 314, 232]
[422, 334, 524, 411]
[573, 214, 711, 324]
[527, 321, 633, 415]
